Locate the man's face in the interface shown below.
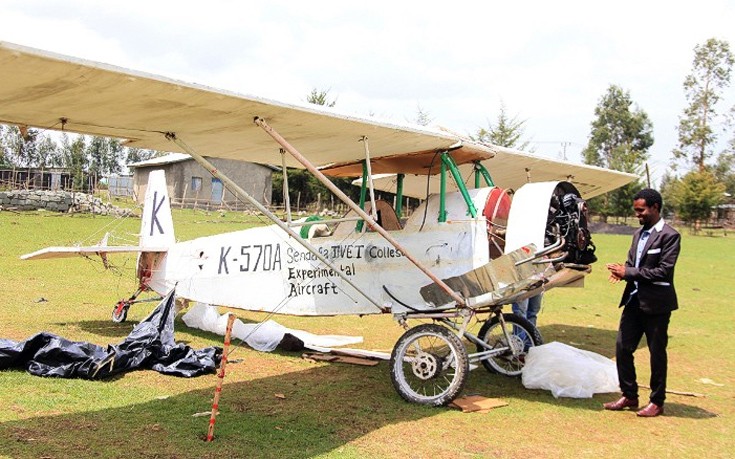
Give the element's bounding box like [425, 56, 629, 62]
[633, 198, 659, 228]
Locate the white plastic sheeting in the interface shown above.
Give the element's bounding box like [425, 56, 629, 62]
[521, 341, 619, 398]
[182, 303, 363, 352]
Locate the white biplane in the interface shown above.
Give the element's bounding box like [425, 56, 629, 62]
[1, 42, 635, 405]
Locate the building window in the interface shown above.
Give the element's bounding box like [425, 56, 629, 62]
[191, 176, 202, 192]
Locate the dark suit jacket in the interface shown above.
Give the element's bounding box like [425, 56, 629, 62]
[620, 221, 681, 314]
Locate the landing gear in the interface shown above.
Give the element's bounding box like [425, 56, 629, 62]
[390, 324, 469, 406]
[112, 299, 131, 323]
[476, 313, 543, 376]
[111, 286, 154, 323]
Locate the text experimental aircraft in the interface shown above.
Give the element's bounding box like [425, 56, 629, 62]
[1, 42, 635, 405]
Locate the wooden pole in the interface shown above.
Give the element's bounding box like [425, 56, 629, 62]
[206, 313, 237, 442]
[180, 183, 188, 209]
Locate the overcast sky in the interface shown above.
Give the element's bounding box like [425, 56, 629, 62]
[2, 0, 735, 185]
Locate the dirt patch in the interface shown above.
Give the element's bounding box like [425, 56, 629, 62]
[588, 222, 637, 235]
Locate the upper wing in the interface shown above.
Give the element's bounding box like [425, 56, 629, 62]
[323, 142, 636, 199]
[0, 41, 465, 168]
[342, 145, 636, 199]
[0, 41, 635, 195]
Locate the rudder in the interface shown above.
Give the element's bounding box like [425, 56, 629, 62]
[140, 170, 175, 248]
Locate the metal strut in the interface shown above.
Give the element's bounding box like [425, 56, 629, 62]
[253, 117, 467, 307]
[164, 132, 388, 313]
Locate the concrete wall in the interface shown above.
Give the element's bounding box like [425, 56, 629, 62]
[133, 158, 272, 206]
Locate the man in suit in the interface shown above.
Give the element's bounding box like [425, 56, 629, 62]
[604, 188, 681, 417]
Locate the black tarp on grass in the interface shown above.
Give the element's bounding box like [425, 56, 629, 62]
[0, 290, 221, 378]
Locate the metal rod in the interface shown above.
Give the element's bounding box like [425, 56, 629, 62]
[474, 161, 495, 187]
[395, 173, 404, 218]
[254, 117, 467, 307]
[280, 149, 292, 226]
[356, 161, 368, 233]
[360, 136, 378, 221]
[288, 215, 362, 227]
[439, 155, 447, 223]
[166, 133, 386, 312]
[442, 153, 477, 218]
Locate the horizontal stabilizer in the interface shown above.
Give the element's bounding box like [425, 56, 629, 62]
[20, 245, 169, 260]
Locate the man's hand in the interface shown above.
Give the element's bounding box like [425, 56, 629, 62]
[607, 263, 625, 283]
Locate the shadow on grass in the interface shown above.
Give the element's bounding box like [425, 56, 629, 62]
[537, 324, 619, 358]
[660, 402, 719, 419]
[72, 320, 135, 339]
[0, 361, 444, 459]
[1, 318, 619, 458]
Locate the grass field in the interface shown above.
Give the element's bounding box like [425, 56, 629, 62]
[0, 208, 733, 458]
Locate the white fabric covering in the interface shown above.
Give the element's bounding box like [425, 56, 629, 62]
[521, 341, 619, 398]
[182, 303, 362, 352]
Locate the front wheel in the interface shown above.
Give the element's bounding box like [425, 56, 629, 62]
[476, 313, 543, 376]
[390, 324, 469, 406]
[112, 300, 130, 323]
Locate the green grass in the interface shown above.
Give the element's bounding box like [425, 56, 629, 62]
[0, 208, 733, 458]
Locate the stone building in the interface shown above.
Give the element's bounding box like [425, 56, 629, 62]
[129, 153, 274, 209]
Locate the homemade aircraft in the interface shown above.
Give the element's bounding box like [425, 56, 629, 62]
[2, 42, 635, 406]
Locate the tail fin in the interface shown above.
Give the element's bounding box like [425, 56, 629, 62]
[140, 170, 175, 248]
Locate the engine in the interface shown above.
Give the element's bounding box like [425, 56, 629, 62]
[545, 183, 597, 265]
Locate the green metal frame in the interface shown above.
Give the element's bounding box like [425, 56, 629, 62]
[439, 152, 477, 222]
[473, 161, 495, 187]
[355, 153, 485, 228]
[395, 173, 405, 218]
[356, 160, 368, 232]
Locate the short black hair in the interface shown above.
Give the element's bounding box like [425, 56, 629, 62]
[633, 188, 662, 212]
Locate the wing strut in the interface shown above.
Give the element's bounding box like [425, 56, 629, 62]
[253, 117, 467, 307]
[164, 133, 388, 313]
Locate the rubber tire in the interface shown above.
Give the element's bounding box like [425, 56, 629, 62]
[390, 323, 469, 406]
[112, 302, 128, 323]
[476, 313, 543, 376]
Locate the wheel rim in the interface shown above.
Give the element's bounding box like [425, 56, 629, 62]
[112, 301, 128, 323]
[482, 320, 535, 376]
[394, 330, 463, 403]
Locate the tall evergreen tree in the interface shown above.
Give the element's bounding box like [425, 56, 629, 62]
[674, 38, 734, 171]
[473, 102, 533, 151]
[582, 85, 653, 220]
[414, 104, 433, 127]
[306, 88, 337, 107]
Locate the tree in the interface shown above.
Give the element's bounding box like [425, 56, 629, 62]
[669, 169, 725, 226]
[35, 135, 59, 168]
[270, 87, 359, 208]
[582, 85, 654, 221]
[712, 151, 735, 195]
[414, 104, 433, 127]
[674, 38, 734, 171]
[472, 102, 533, 151]
[582, 85, 653, 169]
[0, 124, 13, 167]
[60, 134, 88, 190]
[306, 88, 336, 107]
[88, 136, 124, 185]
[124, 146, 158, 166]
[3, 125, 39, 167]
